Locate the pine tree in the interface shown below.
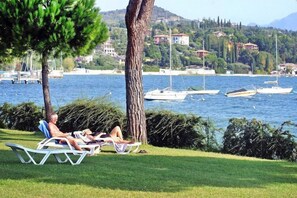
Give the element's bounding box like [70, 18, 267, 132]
[125, 0, 155, 143]
[0, 0, 108, 120]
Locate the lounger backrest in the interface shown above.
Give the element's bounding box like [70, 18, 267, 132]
[38, 120, 52, 139]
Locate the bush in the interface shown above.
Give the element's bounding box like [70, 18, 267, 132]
[142, 65, 160, 72]
[57, 98, 125, 135]
[0, 102, 43, 131]
[0, 103, 12, 128]
[222, 118, 297, 161]
[145, 110, 219, 151]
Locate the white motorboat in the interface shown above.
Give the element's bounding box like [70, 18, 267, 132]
[186, 40, 219, 95]
[144, 28, 187, 101]
[225, 88, 257, 98]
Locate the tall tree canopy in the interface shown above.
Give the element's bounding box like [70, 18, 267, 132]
[0, 0, 108, 120]
[125, 0, 155, 143]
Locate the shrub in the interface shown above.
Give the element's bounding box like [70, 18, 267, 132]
[222, 118, 297, 161]
[145, 110, 219, 151]
[0, 103, 12, 128]
[0, 102, 43, 131]
[142, 65, 160, 72]
[57, 98, 125, 135]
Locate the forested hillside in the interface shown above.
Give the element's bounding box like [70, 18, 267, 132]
[101, 6, 297, 74]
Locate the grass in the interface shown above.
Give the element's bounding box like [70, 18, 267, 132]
[0, 129, 296, 198]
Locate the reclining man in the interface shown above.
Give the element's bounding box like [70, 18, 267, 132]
[48, 113, 82, 151]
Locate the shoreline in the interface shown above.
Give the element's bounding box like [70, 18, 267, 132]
[64, 69, 296, 77]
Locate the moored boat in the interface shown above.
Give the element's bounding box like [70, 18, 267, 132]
[144, 88, 188, 101]
[256, 86, 292, 94]
[186, 86, 219, 95]
[257, 35, 293, 94]
[144, 28, 187, 101]
[225, 88, 257, 97]
[186, 40, 220, 95]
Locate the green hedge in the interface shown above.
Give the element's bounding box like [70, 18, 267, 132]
[146, 110, 220, 151]
[1, 100, 296, 162]
[0, 102, 43, 131]
[222, 118, 297, 161]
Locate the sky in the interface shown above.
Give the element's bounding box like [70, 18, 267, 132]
[95, 0, 297, 25]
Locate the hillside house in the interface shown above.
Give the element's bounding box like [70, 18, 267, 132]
[172, 33, 189, 46]
[154, 34, 169, 45]
[196, 49, 209, 58]
[100, 39, 117, 57]
[237, 42, 259, 51]
[213, 31, 226, 38]
[154, 33, 189, 46]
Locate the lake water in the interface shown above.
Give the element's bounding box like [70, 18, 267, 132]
[0, 74, 296, 134]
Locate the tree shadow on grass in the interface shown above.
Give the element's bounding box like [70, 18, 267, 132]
[0, 149, 297, 193]
[0, 129, 42, 142]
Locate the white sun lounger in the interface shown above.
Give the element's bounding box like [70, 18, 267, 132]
[6, 143, 88, 165]
[97, 138, 141, 154]
[74, 132, 141, 154]
[38, 120, 101, 155]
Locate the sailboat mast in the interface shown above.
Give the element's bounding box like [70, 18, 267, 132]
[169, 27, 172, 90]
[202, 40, 205, 90]
[60, 52, 63, 69]
[275, 34, 279, 86]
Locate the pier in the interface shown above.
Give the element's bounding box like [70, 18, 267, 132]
[0, 76, 41, 84]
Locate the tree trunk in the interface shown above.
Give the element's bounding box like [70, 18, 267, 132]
[125, 0, 155, 143]
[41, 52, 53, 121]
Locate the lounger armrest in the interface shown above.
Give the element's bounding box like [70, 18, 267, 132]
[37, 137, 73, 150]
[73, 131, 92, 143]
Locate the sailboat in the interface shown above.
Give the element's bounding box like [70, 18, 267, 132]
[144, 28, 188, 101]
[186, 40, 219, 95]
[257, 35, 293, 94]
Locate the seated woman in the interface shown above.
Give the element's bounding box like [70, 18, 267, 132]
[82, 126, 134, 144]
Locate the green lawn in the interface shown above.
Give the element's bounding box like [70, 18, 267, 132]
[0, 129, 296, 198]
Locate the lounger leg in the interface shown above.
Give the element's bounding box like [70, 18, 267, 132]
[12, 148, 32, 164]
[115, 144, 140, 154]
[7, 143, 88, 165]
[74, 152, 87, 165]
[10, 147, 49, 165]
[23, 150, 51, 165]
[38, 152, 52, 165]
[88, 148, 94, 156]
[52, 152, 87, 165]
[63, 152, 87, 165]
[53, 154, 69, 163]
[132, 145, 140, 153]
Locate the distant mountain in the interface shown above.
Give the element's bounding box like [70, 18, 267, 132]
[247, 23, 258, 27]
[101, 6, 185, 26]
[268, 12, 297, 31]
[100, 9, 126, 26]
